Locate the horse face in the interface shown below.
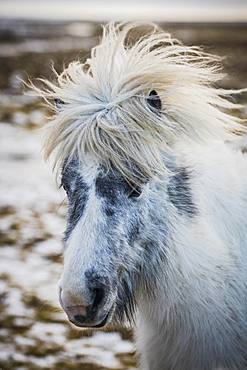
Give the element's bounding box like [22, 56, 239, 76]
[59, 157, 148, 328]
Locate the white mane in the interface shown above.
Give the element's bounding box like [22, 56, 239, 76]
[31, 22, 246, 183]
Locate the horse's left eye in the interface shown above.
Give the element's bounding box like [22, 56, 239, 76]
[128, 186, 142, 199]
[60, 178, 69, 193]
[62, 183, 69, 193]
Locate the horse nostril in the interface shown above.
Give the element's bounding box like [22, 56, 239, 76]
[92, 287, 105, 310]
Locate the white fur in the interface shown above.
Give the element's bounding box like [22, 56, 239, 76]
[136, 141, 247, 369]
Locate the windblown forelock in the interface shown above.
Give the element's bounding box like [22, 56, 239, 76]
[30, 22, 247, 184]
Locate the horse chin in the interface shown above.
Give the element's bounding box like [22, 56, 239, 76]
[93, 311, 111, 328]
[69, 306, 114, 329]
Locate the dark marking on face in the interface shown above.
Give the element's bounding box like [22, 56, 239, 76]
[95, 167, 138, 204]
[105, 207, 115, 217]
[95, 169, 120, 204]
[62, 160, 89, 241]
[167, 167, 197, 217]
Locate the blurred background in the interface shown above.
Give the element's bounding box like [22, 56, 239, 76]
[0, 1, 247, 369]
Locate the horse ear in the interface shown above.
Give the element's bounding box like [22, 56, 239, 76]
[147, 90, 162, 112]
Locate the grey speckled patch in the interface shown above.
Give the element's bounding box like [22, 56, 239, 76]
[95, 167, 134, 204]
[167, 167, 197, 217]
[61, 161, 89, 241]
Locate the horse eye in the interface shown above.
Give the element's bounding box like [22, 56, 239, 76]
[60, 183, 68, 193]
[54, 98, 65, 109]
[128, 186, 142, 199]
[147, 90, 162, 111]
[62, 183, 69, 193]
[60, 178, 69, 193]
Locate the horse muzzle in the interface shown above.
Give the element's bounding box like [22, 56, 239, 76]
[59, 269, 114, 328]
